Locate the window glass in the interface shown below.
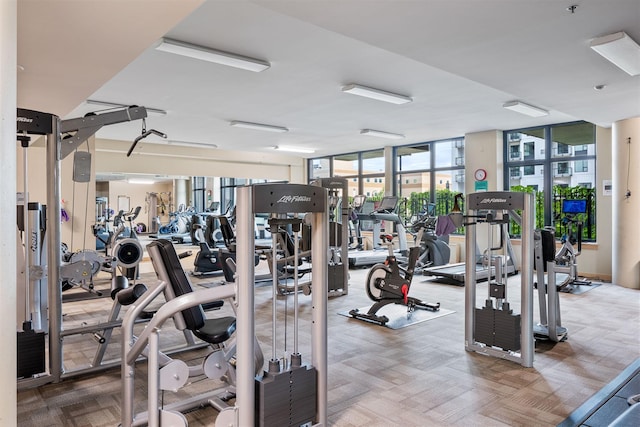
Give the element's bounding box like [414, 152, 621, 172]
[309, 158, 330, 179]
[551, 121, 595, 158]
[397, 145, 430, 171]
[435, 138, 464, 168]
[333, 153, 358, 176]
[434, 169, 464, 215]
[347, 177, 360, 200]
[362, 175, 384, 199]
[361, 150, 384, 174]
[506, 121, 596, 241]
[507, 128, 545, 162]
[551, 185, 596, 242]
[396, 172, 429, 225]
[509, 144, 521, 161]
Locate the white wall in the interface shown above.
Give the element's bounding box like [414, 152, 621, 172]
[95, 138, 306, 183]
[464, 130, 503, 191]
[592, 126, 613, 280]
[612, 117, 640, 288]
[460, 130, 504, 264]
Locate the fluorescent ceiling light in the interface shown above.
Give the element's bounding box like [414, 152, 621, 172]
[342, 84, 412, 105]
[156, 38, 270, 72]
[150, 139, 217, 149]
[230, 120, 288, 133]
[503, 101, 549, 117]
[86, 99, 167, 116]
[273, 145, 315, 154]
[168, 140, 217, 149]
[360, 129, 405, 140]
[590, 31, 640, 76]
[128, 179, 155, 185]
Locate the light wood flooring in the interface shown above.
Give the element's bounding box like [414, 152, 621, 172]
[17, 246, 640, 426]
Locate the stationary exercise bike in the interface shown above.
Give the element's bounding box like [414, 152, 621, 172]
[349, 235, 440, 326]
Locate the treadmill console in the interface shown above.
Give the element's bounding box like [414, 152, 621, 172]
[375, 196, 398, 213]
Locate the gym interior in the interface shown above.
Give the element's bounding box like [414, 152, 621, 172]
[3, 1, 640, 426]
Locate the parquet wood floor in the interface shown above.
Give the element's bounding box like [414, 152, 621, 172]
[17, 249, 640, 426]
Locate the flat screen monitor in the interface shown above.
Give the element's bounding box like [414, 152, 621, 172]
[562, 199, 587, 214]
[377, 196, 398, 212]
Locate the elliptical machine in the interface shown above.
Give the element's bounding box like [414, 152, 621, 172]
[349, 234, 440, 326]
[553, 199, 591, 292]
[409, 203, 451, 272]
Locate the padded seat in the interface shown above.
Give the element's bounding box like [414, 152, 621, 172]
[193, 316, 236, 345]
[148, 239, 237, 346]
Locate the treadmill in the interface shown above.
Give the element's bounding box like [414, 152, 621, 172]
[422, 232, 518, 286]
[348, 196, 408, 268]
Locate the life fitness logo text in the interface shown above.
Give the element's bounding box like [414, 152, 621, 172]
[277, 195, 311, 203]
[479, 198, 507, 204]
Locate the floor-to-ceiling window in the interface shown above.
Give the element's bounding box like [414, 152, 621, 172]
[313, 149, 386, 200]
[308, 138, 465, 224]
[504, 121, 597, 241]
[395, 137, 465, 222]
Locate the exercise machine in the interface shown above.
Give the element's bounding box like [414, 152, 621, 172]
[121, 239, 264, 426]
[553, 199, 592, 292]
[349, 234, 440, 326]
[533, 228, 568, 342]
[192, 239, 225, 276]
[15, 106, 211, 389]
[348, 195, 366, 250]
[465, 191, 535, 367]
[16, 134, 48, 379]
[207, 215, 263, 281]
[348, 196, 409, 267]
[409, 203, 451, 272]
[266, 223, 314, 295]
[422, 193, 518, 285]
[239, 183, 329, 427]
[122, 183, 330, 426]
[312, 177, 349, 296]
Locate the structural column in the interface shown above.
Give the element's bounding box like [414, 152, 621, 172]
[612, 117, 640, 288]
[174, 178, 189, 209]
[0, 0, 18, 425]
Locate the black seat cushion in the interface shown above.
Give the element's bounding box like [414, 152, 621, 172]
[149, 239, 236, 345]
[151, 239, 206, 331]
[193, 316, 237, 344]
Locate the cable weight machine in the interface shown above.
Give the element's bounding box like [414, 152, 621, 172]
[311, 177, 349, 296]
[464, 191, 535, 367]
[232, 183, 329, 427]
[16, 106, 157, 389]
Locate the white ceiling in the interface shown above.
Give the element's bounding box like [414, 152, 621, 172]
[18, 0, 640, 160]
